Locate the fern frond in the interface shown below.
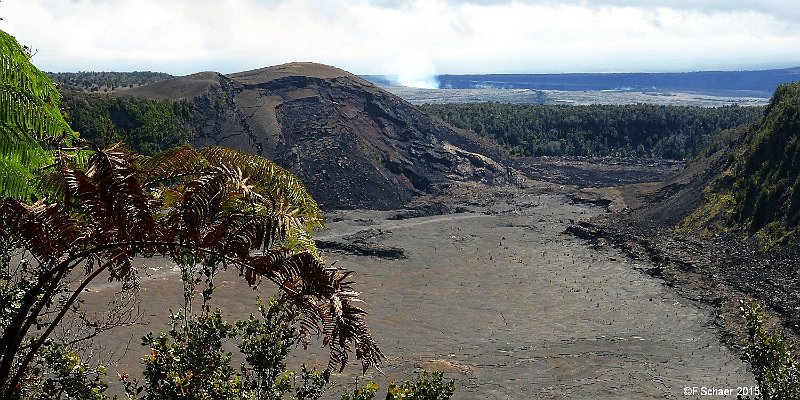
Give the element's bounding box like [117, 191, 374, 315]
[0, 157, 38, 201]
[136, 145, 206, 185]
[0, 29, 78, 201]
[0, 198, 83, 263]
[242, 251, 384, 372]
[198, 147, 323, 227]
[0, 30, 75, 145]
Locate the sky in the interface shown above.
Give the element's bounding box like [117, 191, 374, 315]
[3, 0, 800, 88]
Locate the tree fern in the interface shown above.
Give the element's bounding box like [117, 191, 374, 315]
[137, 145, 324, 257]
[1, 147, 382, 398]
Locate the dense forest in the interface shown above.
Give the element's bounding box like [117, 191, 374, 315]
[46, 71, 173, 92]
[60, 89, 194, 155]
[421, 103, 764, 159]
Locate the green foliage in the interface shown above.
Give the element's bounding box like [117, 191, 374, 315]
[0, 29, 77, 201]
[235, 297, 303, 397]
[339, 381, 379, 400]
[292, 366, 330, 400]
[135, 310, 244, 399]
[680, 83, 800, 245]
[46, 71, 172, 92]
[739, 300, 800, 400]
[60, 89, 195, 155]
[125, 297, 331, 400]
[386, 370, 456, 400]
[20, 343, 111, 400]
[339, 371, 455, 400]
[422, 103, 762, 160]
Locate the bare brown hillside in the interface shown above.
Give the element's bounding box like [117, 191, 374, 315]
[126, 62, 509, 210]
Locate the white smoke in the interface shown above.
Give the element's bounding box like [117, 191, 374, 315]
[383, 53, 440, 89]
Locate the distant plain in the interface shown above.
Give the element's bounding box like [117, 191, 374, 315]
[381, 86, 770, 107]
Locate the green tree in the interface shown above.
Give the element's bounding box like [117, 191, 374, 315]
[125, 295, 330, 400]
[739, 300, 800, 400]
[421, 103, 762, 160]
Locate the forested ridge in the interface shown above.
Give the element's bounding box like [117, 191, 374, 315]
[46, 71, 173, 92]
[421, 103, 763, 159]
[61, 88, 765, 162]
[60, 89, 195, 155]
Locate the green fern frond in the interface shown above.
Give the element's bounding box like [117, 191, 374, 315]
[275, 212, 320, 258]
[0, 30, 75, 145]
[198, 146, 323, 227]
[136, 144, 207, 184]
[0, 157, 37, 200]
[142, 146, 323, 250]
[0, 29, 79, 202]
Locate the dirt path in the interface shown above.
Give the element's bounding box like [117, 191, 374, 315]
[82, 192, 753, 399]
[316, 212, 493, 241]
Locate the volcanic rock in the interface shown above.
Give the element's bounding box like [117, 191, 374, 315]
[126, 62, 509, 210]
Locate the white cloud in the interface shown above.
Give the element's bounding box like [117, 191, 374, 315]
[1, 0, 798, 78]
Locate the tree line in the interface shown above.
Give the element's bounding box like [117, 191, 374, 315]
[421, 103, 764, 159]
[60, 89, 195, 155]
[46, 71, 172, 92]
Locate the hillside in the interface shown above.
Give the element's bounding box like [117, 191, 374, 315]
[677, 83, 800, 245]
[124, 63, 509, 210]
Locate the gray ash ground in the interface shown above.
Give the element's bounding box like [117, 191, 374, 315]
[81, 163, 757, 398]
[512, 157, 684, 188]
[315, 184, 753, 398]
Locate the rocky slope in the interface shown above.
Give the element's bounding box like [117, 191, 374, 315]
[677, 83, 800, 245]
[126, 63, 509, 210]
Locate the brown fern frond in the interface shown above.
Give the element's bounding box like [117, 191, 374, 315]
[86, 146, 158, 241]
[105, 250, 134, 282]
[199, 214, 277, 260]
[135, 145, 206, 186]
[0, 199, 82, 263]
[59, 146, 158, 244]
[169, 171, 228, 246]
[61, 162, 111, 239]
[198, 147, 323, 226]
[242, 251, 384, 372]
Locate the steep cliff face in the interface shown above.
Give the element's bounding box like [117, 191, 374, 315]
[126, 62, 508, 210]
[659, 83, 800, 245]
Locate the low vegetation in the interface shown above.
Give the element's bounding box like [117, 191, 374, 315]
[739, 300, 800, 400]
[422, 103, 762, 159]
[680, 83, 800, 246]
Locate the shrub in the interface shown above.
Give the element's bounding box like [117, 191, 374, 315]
[340, 371, 455, 400]
[739, 299, 800, 400]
